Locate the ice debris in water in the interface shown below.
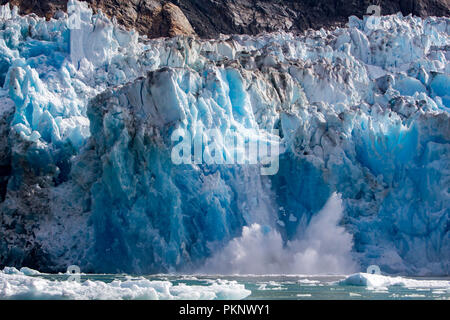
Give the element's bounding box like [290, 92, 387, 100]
[1, 267, 42, 276]
[0, 0, 448, 275]
[0, 268, 251, 300]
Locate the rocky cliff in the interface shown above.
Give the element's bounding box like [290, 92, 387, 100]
[1, 0, 449, 38]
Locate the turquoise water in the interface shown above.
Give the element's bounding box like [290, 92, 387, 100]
[16, 274, 449, 300]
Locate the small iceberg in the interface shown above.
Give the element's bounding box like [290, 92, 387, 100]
[339, 273, 450, 289]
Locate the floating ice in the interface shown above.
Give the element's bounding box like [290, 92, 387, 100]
[202, 193, 357, 274]
[298, 279, 320, 286]
[340, 273, 450, 289]
[0, 268, 251, 300]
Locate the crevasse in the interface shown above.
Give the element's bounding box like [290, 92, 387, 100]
[0, 0, 448, 275]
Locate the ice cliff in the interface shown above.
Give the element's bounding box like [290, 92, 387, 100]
[0, 1, 449, 275]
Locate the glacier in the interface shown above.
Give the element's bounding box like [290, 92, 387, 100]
[339, 272, 450, 289]
[0, 0, 449, 275]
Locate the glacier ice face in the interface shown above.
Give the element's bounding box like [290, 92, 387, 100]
[0, 1, 449, 275]
[81, 68, 276, 273]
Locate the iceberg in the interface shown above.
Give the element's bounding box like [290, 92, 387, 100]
[340, 272, 450, 289]
[0, 1, 448, 275]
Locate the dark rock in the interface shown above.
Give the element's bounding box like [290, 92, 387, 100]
[1, 0, 449, 38]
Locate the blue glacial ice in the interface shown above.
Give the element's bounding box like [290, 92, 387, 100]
[0, 1, 448, 275]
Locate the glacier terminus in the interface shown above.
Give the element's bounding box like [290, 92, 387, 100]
[0, 0, 448, 277]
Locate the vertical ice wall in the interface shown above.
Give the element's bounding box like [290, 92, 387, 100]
[0, 1, 448, 274]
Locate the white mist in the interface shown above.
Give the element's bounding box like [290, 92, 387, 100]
[202, 193, 357, 274]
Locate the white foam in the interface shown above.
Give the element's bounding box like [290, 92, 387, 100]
[0, 270, 251, 300]
[349, 292, 361, 297]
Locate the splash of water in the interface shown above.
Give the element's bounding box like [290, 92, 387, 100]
[202, 193, 357, 274]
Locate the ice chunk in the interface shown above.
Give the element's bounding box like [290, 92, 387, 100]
[0, 1, 448, 276]
[340, 273, 450, 289]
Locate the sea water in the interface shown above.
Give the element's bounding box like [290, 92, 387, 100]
[0, 268, 449, 300]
